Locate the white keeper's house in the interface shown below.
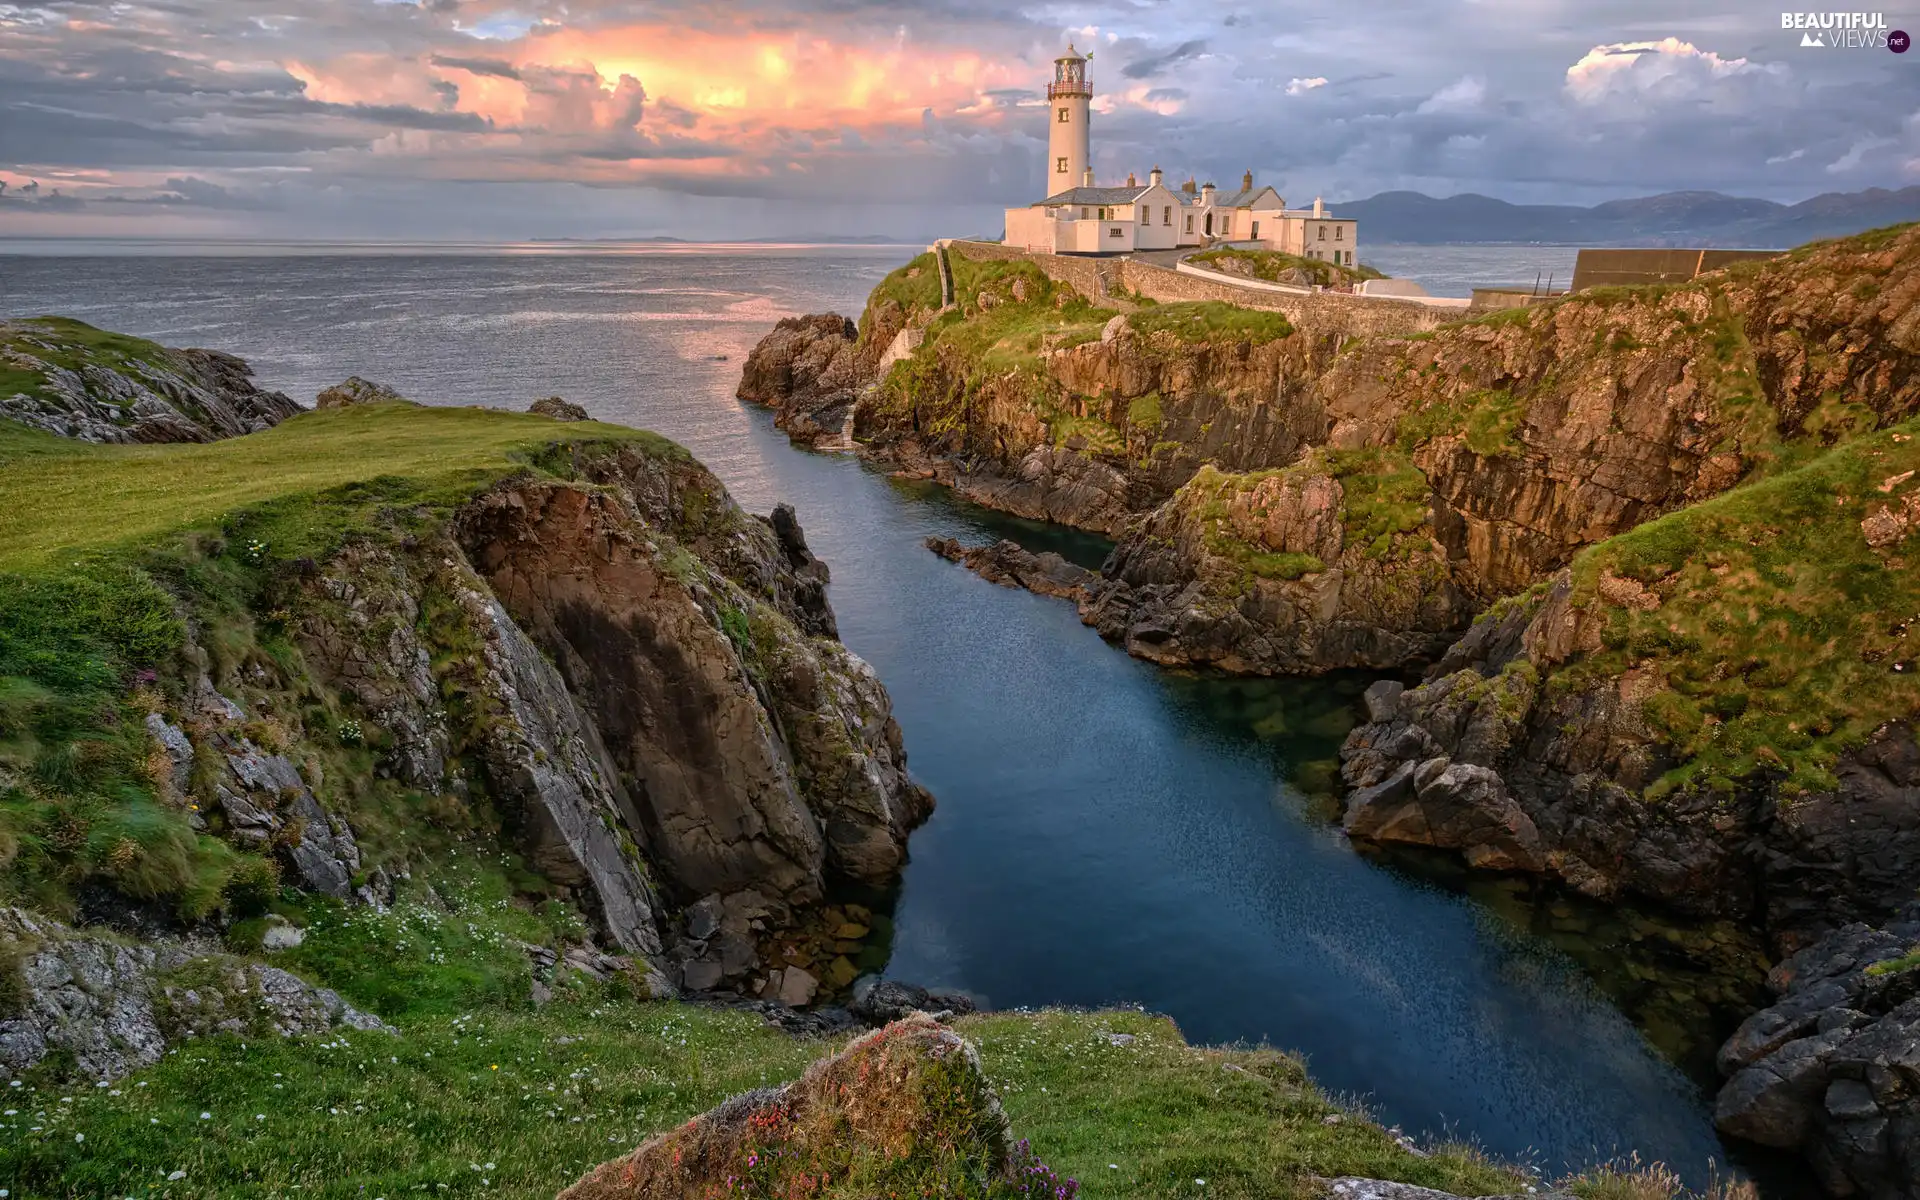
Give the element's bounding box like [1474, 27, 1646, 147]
[1001, 45, 1359, 262]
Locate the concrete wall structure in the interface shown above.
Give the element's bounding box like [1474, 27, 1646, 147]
[1569, 247, 1782, 291]
[949, 240, 1449, 337]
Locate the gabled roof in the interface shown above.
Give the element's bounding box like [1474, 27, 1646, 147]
[1212, 184, 1285, 210]
[1039, 185, 1153, 207]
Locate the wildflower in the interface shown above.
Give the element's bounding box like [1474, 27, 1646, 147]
[74, 1133, 84, 1143]
[1195, 1180, 1206, 1187]
[168, 1173, 187, 1183]
[200, 1111, 211, 1120]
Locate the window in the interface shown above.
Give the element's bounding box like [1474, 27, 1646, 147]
[1097, 207, 1107, 220]
[1139, 206, 1148, 224]
[1057, 156, 1069, 174]
[1221, 215, 1231, 236]
[1163, 206, 1172, 225]
[1058, 108, 1071, 123]
[1335, 225, 1344, 240]
[1081, 207, 1090, 218]
[1251, 220, 1260, 239]
[1109, 226, 1125, 238]
[1185, 214, 1193, 232]
[1317, 225, 1327, 240]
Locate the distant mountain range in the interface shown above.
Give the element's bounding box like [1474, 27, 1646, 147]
[1332, 187, 1920, 247]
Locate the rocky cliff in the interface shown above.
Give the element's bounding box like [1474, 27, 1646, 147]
[0, 383, 932, 1059]
[1, 316, 302, 442]
[1337, 414, 1920, 938]
[746, 228, 1919, 682]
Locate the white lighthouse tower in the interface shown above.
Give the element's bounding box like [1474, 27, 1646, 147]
[1048, 44, 1092, 189]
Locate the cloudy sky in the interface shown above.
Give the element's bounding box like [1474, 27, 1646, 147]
[0, 0, 1916, 240]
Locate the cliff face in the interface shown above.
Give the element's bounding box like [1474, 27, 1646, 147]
[1337, 414, 1920, 943]
[1, 317, 302, 443]
[284, 439, 932, 1001]
[738, 253, 1329, 535]
[0, 392, 931, 1054]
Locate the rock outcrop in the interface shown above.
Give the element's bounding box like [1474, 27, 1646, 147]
[1336, 411, 1920, 944]
[7, 358, 933, 1016]
[0, 317, 301, 443]
[746, 228, 1920, 676]
[1714, 904, 1920, 1198]
[925, 536, 1097, 601]
[0, 907, 389, 1082]
[267, 438, 934, 996]
[529, 396, 590, 421]
[559, 1014, 1016, 1200]
[314, 375, 412, 409]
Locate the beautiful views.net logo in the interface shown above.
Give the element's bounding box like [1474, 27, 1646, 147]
[1780, 11, 1903, 48]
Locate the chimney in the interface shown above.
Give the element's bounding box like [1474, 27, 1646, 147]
[1181, 178, 1197, 195]
[1242, 170, 1253, 192]
[1083, 167, 1095, 186]
[1127, 171, 1137, 187]
[1150, 166, 1164, 187]
[1201, 181, 1216, 204]
[1313, 196, 1324, 218]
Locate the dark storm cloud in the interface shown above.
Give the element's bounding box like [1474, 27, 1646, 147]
[1, 0, 1916, 238]
[429, 54, 523, 80]
[1122, 39, 1208, 80]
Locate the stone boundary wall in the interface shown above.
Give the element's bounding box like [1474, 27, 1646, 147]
[946, 240, 1447, 338]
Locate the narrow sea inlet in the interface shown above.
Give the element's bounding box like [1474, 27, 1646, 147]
[0, 246, 1735, 1183]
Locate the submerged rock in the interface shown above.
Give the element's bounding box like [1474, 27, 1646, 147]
[925, 535, 1098, 601]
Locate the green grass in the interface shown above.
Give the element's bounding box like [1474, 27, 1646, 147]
[0, 404, 678, 572]
[1562, 415, 1920, 798]
[0, 996, 1525, 1200]
[1395, 387, 1526, 460]
[858, 253, 946, 345]
[1187, 249, 1384, 287]
[1865, 948, 1920, 978]
[1126, 302, 1294, 346]
[0, 404, 685, 924]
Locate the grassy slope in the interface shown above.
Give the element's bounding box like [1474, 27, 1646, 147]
[869, 254, 1293, 456]
[1559, 415, 1920, 798]
[0, 403, 677, 571]
[1188, 249, 1384, 287]
[1, 992, 1522, 1200]
[0, 405, 678, 925]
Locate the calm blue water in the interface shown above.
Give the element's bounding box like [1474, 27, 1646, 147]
[0, 248, 1734, 1184]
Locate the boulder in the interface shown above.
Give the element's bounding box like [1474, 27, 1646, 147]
[1714, 903, 1920, 1196]
[530, 396, 590, 422]
[558, 1015, 1012, 1200]
[314, 376, 412, 409]
[849, 976, 977, 1025]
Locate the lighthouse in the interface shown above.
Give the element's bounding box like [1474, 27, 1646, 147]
[1048, 44, 1092, 189]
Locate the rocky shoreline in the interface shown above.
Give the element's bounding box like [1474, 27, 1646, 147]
[739, 228, 1920, 1195]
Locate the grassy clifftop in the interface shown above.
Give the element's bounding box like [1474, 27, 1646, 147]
[0, 403, 677, 569]
[0, 404, 677, 927]
[4, 995, 1531, 1199]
